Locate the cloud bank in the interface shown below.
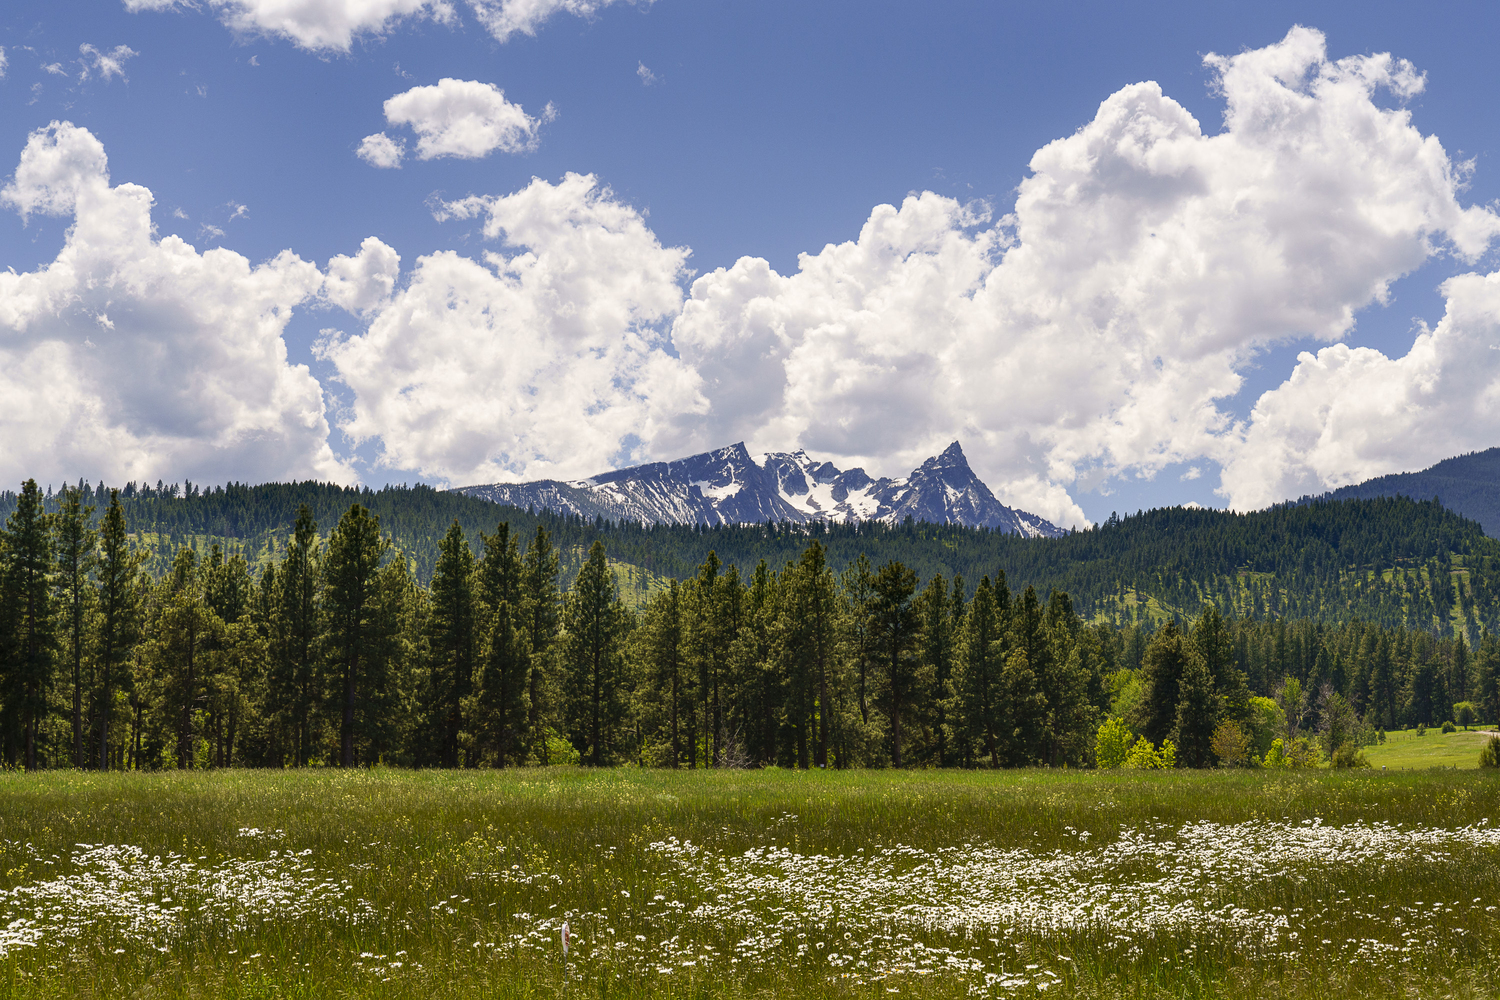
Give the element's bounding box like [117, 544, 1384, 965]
[664, 25, 1500, 524]
[123, 0, 643, 51]
[318, 173, 699, 483]
[0, 122, 350, 489]
[13, 27, 1500, 526]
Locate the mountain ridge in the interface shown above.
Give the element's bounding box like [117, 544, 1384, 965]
[1302, 447, 1500, 537]
[453, 441, 1065, 537]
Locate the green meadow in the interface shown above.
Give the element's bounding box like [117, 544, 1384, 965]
[2, 767, 1500, 999]
[1363, 728, 1500, 770]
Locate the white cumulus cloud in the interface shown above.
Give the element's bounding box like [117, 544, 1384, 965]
[357, 131, 405, 168]
[662, 26, 1500, 526]
[380, 78, 551, 161]
[124, 0, 642, 51]
[324, 236, 401, 314]
[123, 0, 452, 53]
[318, 172, 701, 484]
[1222, 270, 1500, 509]
[0, 122, 351, 489]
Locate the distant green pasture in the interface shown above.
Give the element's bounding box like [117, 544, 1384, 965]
[1364, 726, 1500, 770]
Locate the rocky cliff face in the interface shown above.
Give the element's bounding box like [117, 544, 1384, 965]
[453, 441, 1065, 536]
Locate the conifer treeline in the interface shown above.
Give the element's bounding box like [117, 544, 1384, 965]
[2, 480, 1498, 635]
[1, 481, 1497, 770]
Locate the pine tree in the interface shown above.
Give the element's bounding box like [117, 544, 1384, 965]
[1172, 647, 1220, 768]
[869, 561, 919, 767]
[54, 485, 97, 768]
[1478, 631, 1500, 726]
[472, 598, 529, 766]
[730, 563, 778, 765]
[775, 544, 837, 768]
[519, 526, 561, 762]
[427, 522, 478, 768]
[1192, 603, 1249, 722]
[636, 581, 686, 766]
[323, 504, 391, 767]
[94, 490, 142, 770]
[150, 549, 225, 769]
[204, 544, 252, 624]
[0, 480, 55, 769]
[270, 506, 321, 766]
[916, 575, 959, 766]
[1131, 621, 1191, 746]
[563, 541, 627, 765]
[957, 575, 1008, 767]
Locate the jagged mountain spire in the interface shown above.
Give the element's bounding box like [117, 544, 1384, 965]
[454, 443, 1064, 536]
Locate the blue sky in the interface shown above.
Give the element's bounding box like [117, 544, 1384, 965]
[3, 1, 1500, 527]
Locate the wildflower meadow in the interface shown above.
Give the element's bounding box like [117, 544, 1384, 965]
[1, 767, 1499, 999]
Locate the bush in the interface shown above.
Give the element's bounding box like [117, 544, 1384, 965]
[1416, 723, 1427, 737]
[1246, 697, 1286, 759]
[1263, 738, 1287, 768]
[1442, 720, 1457, 734]
[1285, 736, 1320, 768]
[1481, 735, 1500, 769]
[1210, 720, 1252, 767]
[1158, 738, 1177, 769]
[1094, 717, 1134, 769]
[1331, 742, 1371, 768]
[1123, 736, 1176, 770]
[1455, 701, 1478, 730]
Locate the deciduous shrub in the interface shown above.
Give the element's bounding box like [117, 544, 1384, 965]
[1094, 717, 1134, 769]
[1123, 736, 1177, 769]
[1480, 735, 1500, 769]
[1331, 742, 1371, 768]
[1210, 720, 1252, 767]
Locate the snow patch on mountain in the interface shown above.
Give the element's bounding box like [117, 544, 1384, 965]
[453, 441, 1065, 536]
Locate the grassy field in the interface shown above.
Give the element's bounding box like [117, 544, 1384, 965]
[1363, 728, 1499, 770]
[2, 767, 1500, 999]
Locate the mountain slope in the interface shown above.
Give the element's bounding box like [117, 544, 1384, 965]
[454, 441, 1064, 536]
[1306, 448, 1500, 536]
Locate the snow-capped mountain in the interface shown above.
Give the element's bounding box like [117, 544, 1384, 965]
[452, 441, 1065, 536]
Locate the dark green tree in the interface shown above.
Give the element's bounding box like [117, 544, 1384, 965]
[957, 574, 1008, 767]
[519, 526, 561, 762]
[635, 581, 686, 766]
[869, 561, 919, 767]
[427, 521, 479, 767]
[1131, 621, 1192, 746]
[563, 541, 628, 765]
[0, 480, 55, 769]
[917, 574, 959, 766]
[1172, 647, 1220, 768]
[322, 504, 392, 767]
[270, 506, 321, 766]
[94, 490, 142, 770]
[54, 485, 96, 767]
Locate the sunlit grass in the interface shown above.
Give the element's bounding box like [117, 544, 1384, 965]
[2, 767, 1499, 998]
[1364, 727, 1499, 770]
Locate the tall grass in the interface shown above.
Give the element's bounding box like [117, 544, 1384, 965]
[1, 767, 1498, 998]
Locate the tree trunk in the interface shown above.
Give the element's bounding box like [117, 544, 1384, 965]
[342, 656, 356, 768]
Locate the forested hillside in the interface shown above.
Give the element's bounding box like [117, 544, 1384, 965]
[0, 481, 1495, 774]
[1308, 447, 1500, 537]
[1, 479, 1496, 635]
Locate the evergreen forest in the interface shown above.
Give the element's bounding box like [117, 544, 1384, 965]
[2, 478, 1500, 771]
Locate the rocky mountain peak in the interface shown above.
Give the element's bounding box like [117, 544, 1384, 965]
[453, 442, 1064, 536]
